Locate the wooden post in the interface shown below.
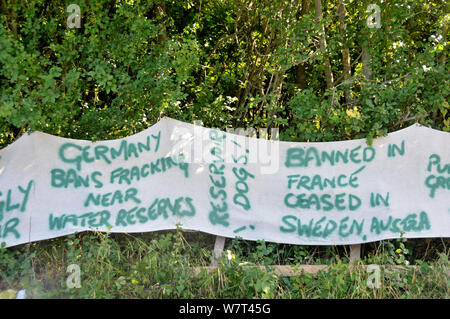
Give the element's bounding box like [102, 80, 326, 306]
[349, 244, 361, 262]
[210, 236, 226, 267]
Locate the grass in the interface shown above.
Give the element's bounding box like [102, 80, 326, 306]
[0, 229, 448, 298]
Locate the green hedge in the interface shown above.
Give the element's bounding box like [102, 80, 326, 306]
[0, 0, 448, 148]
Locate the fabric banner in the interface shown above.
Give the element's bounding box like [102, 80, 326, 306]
[0, 117, 449, 248]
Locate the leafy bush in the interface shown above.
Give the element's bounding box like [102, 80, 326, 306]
[0, 0, 448, 148]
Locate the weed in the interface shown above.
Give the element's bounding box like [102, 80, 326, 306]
[0, 232, 448, 299]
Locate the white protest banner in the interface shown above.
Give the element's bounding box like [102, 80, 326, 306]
[0, 117, 449, 248]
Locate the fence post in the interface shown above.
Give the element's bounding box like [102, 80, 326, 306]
[349, 244, 361, 262]
[210, 236, 226, 267]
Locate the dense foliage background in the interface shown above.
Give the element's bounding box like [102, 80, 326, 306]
[0, 0, 448, 147]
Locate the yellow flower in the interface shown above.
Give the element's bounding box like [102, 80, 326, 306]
[131, 279, 139, 285]
[226, 250, 235, 260]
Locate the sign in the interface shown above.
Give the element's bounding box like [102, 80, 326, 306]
[0, 117, 449, 248]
